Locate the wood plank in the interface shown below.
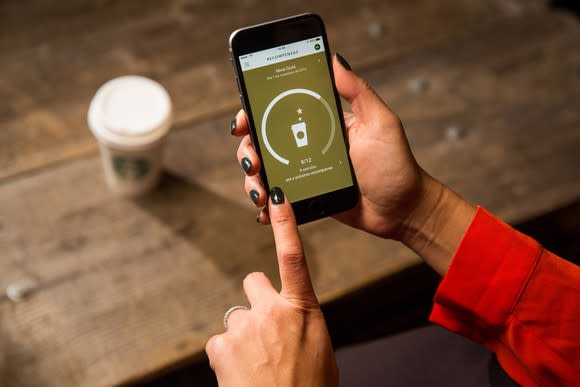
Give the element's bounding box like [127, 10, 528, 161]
[0, 0, 549, 52]
[0, 0, 523, 181]
[0, 1, 170, 51]
[1, 8, 579, 387]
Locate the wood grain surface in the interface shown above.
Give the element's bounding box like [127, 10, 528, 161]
[1, 1, 579, 386]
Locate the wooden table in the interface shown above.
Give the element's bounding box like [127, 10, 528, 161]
[1, 1, 579, 386]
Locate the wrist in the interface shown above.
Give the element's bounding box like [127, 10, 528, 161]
[399, 171, 477, 276]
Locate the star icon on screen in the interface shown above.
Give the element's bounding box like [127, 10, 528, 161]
[296, 107, 303, 115]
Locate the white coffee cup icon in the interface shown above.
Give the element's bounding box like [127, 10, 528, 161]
[291, 122, 309, 148]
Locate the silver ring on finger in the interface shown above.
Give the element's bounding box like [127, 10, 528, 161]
[223, 305, 249, 331]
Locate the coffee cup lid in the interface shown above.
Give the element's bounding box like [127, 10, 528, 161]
[88, 76, 173, 150]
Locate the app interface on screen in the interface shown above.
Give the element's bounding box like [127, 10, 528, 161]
[239, 36, 353, 202]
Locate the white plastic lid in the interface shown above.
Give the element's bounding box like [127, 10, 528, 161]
[88, 75, 173, 150]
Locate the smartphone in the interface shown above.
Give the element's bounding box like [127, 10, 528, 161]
[229, 13, 358, 224]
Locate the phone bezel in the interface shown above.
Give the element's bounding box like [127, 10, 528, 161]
[229, 13, 359, 224]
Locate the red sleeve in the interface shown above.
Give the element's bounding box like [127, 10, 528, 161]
[429, 206, 580, 387]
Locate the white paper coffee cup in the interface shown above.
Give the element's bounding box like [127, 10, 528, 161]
[88, 75, 173, 196]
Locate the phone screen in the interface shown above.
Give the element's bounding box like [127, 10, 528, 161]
[238, 36, 354, 202]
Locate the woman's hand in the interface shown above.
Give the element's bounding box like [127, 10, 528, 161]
[233, 54, 428, 239]
[205, 188, 339, 387]
[232, 54, 476, 275]
[328, 54, 428, 238]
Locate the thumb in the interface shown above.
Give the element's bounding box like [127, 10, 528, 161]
[333, 53, 395, 121]
[268, 187, 318, 308]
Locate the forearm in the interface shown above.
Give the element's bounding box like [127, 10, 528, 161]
[399, 171, 477, 276]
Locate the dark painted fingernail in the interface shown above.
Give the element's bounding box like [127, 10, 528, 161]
[241, 157, 252, 173]
[230, 118, 237, 134]
[270, 187, 284, 205]
[336, 53, 352, 71]
[249, 189, 260, 204]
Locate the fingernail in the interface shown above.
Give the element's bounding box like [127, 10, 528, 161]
[230, 118, 237, 134]
[241, 157, 252, 173]
[336, 53, 352, 71]
[270, 187, 285, 205]
[249, 189, 259, 204]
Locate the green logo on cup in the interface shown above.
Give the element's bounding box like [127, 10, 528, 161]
[113, 156, 150, 179]
[314, 44, 321, 50]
